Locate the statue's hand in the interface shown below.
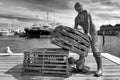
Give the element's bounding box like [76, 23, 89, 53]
[73, 27, 77, 30]
[73, 28, 78, 32]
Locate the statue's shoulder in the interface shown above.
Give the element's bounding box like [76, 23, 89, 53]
[83, 10, 91, 17]
[83, 10, 89, 14]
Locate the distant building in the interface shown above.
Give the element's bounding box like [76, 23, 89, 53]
[97, 24, 120, 36]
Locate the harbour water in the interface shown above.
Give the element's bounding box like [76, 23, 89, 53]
[0, 36, 120, 58]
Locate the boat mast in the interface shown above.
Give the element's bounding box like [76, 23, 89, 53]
[47, 12, 49, 23]
[54, 11, 55, 25]
[33, 15, 38, 26]
[9, 19, 12, 31]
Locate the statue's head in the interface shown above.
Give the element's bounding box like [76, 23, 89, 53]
[74, 2, 83, 12]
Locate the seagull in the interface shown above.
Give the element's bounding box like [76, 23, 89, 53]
[7, 46, 13, 55]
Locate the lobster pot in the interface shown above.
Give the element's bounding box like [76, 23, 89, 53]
[50, 26, 90, 56]
[22, 48, 70, 77]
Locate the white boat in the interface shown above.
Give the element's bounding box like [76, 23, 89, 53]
[0, 29, 14, 36]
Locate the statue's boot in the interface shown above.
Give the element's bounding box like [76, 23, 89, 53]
[93, 52, 103, 77]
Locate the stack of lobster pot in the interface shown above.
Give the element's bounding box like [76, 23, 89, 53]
[22, 48, 70, 77]
[50, 25, 91, 57]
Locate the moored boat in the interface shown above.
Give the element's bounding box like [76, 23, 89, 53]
[0, 29, 14, 36]
[24, 24, 52, 38]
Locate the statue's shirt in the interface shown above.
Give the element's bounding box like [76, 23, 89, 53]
[75, 10, 89, 34]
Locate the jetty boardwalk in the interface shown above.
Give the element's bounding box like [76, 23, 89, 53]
[0, 53, 120, 80]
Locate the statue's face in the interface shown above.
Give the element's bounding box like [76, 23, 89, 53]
[79, 4, 83, 10]
[75, 3, 83, 12]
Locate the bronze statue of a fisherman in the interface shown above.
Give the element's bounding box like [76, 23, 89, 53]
[73, 2, 103, 77]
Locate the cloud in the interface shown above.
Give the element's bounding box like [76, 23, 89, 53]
[0, 0, 120, 30]
[23, 0, 72, 10]
[0, 0, 74, 22]
[92, 8, 120, 20]
[81, 0, 120, 25]
[0, 2, 4, 5]
[0, 14, 43, 22]
[1, 0, 73, 12]
[0, 4, 45, 22]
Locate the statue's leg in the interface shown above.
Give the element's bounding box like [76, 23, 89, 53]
[93, 51, 103, 77]
[90, 34, 103, 77]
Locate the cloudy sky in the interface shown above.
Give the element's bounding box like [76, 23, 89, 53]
[0, 0, 120, 30]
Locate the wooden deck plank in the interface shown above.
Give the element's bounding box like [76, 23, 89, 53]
[0, 64, 120, 70]
[0, 71, 120, 77]
[1, 67, 120, 74]
[0, 77, 120, 80]
[0, 53, 120, 80]
[1, 69, 120, 74]
[0, 66, 120, 73]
